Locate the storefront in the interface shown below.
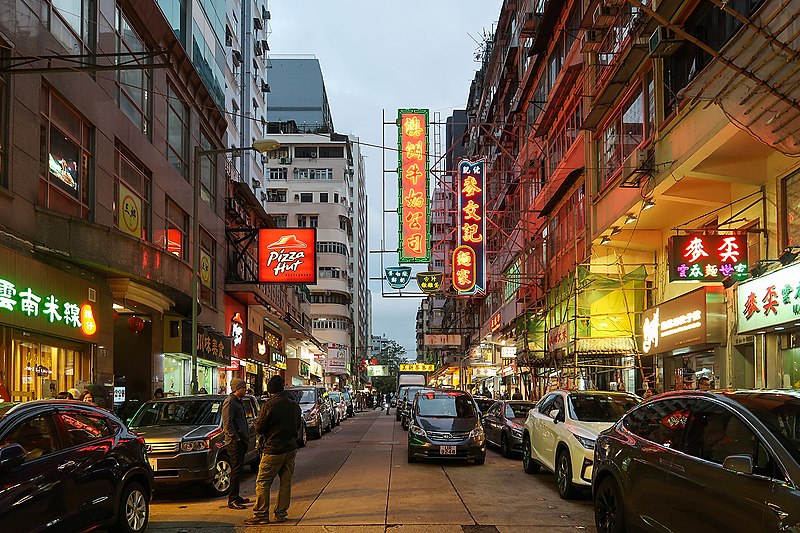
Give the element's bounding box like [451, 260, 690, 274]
[641, 286, 726, 392]
[0, 254, 108, 402]
[161, 321, 231, 395]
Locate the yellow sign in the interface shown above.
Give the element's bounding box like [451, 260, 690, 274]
[199, 250, 212, 289]
[399, 363, 434, 372]
[118, 182, 142, 238]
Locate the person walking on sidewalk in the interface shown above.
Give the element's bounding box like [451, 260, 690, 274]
[222, 377, 250, 510]
[245, 375, 302, 525]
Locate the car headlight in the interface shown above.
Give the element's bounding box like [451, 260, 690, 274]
[409, 424, 427, 438]
[469, 426, 485, 441]
[511, 427, 523, 438]
[572, 433, 596, 450]
[181, 439, 209, 452]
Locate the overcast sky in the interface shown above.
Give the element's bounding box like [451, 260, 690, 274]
[268, 1, 503, 358]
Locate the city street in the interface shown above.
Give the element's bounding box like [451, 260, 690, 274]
[146, 410, 596, 532]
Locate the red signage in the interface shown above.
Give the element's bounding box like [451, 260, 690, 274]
[398, 109, 430, 263]
[224, 295, 247, 360]
[490, 312, 502, 332]
[453, 159, 486, 295]
[258, 228, 317, 284]
[668, 234, 748, 281]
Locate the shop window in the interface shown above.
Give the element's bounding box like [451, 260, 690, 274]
[60, 412, 112, 446]
[4, 414, 61, 460]
[199, 228, 216, 306]
[114, 147, 151, 240]
[11, 340, 93, 401]
[166, 84, 189, 179]
[163, 354, 185, 395]
[165, 196, 189, 260]
[39, 85, 93, 219]
[199, 130, 217, 209]
[45, 0, 96, 55]
[115, 5, 152, 136]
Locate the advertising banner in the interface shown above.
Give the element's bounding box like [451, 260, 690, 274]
[641, 287, 725, 354]
[118, 182, 143, 238]
[324, 345, 348, 374]
[424, 334, 462, 347]
[258, 228, 317, 284]
[397, 109, 430, 263]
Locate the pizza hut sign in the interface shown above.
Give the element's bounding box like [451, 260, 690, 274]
[258, 228, 317, 284]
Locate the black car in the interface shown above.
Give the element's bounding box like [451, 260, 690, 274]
[399, 386, 428, 430]
[407, 390, 486, 464]
[593, 390, 800, 533]
[0, 400, 153, 532]
[482, 400, 536, 457]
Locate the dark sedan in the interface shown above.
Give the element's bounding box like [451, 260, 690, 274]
[0, 400, 153, 532]
[407, 390, 486, 464]
[483, 400, 536, 457]
[593, 390, 800, 533]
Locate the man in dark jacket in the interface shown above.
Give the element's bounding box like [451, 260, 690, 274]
[245, 375, 301, 525]
[222, 377, 250, 509]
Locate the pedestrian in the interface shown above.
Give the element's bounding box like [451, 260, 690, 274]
[643, 389, 655, 399]
[245, 375, 301, 525]
[697, 377, 711, 391]
[80, 390, 95, 404]
[222, 377, 250, 510]
[511, 388, 523, 400]
[154, 387, 165, 399]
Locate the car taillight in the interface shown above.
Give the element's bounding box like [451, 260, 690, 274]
[206, 427, 222, 448]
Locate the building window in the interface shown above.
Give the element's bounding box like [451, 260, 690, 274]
[310, 292, 350, 305]
[318, 146, 343, 158]
[165, 196, 189, 259]
[39, 85, 92, 219]
[783, 172, 800, 247]
[265, 189, 286, 202]
[320, 192, 328, 203]
[266, 167, 288, 180]
[45, 0, 96, 54]
[115, 6, 152, 136]
[297, 215, 307, 227]
[295, 146, 317, 158]
[199, 130, 216, 209]
[296, 168, 333, 180]
[114, 147, 151, 240]
[309, 215, 319, 228]
[199, 228, 215, 306]
[300, 192, 313, 202]
[317, 241, 348, 256]
[319, 267, 341, 279]
[600, 84, 647, 187]
[272, 214, 287, 227]
[166, 84, 189, 179]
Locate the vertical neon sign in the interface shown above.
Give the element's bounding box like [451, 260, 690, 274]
[397, 109, 430, 263]
[453, 159, 486, 295]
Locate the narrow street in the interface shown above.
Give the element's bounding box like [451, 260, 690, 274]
[147, 410, 596, 532]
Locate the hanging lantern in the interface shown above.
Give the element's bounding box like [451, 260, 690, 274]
[113, 309, 119, 321]
[127, 316, 145, 333]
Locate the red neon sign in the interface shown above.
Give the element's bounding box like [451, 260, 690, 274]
[453, 159, 486, 295]
[668, 234, 748, 281]
[452, 245, 476, 293]
[398, 109, 430, 263]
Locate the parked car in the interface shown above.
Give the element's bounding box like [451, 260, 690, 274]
[285, 386, 332, 439]
[342, 391, 354, 417]
[407, 389, 486, 464]
[328, 392, 347, 423]
[399, 386, 428, 430]
[522, 390, 640, 499]
[0, 400, 153, 532]
[473, 396, 496, 417]
[257, 394, 308, 448]
[128, 394, 260, 496]
[593, 390, 800, 533]
[483, 400, 536, 457]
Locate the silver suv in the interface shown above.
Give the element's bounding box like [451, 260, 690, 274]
[285, 386, 332, 439]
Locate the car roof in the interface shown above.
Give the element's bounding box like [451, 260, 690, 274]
[147, 395, 229, 401]
[0, 400, 120, 423]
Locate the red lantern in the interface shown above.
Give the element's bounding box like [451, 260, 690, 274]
[113, 309, 119, 321]
[371, 359, 379, 365]
[127, 316, 145, 333]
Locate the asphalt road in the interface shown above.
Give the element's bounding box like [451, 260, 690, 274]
[146, 409, 597, 532]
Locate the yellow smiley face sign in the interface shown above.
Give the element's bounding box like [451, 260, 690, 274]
[118, 182, 142, 238]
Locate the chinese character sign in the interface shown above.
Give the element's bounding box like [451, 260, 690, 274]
[737, 261, 800, 333]
[397, 109, 430, 263]
[668, 235, 748, 282]
[0, 277, 96, 337]
[453, 159, 486, 295]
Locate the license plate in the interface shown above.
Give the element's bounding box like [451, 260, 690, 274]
[439, 445, 457, 455]
[148, 458, 158, 471]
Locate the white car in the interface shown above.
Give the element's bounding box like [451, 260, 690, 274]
[521, 390, 640, 499]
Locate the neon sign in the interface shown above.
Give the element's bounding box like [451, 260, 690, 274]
[668, 235, 748, 282]
[453, 159, 486, 295]
[397, 109, 430, 263]
[0, 277, 96, 336]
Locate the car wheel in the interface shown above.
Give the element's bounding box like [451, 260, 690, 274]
[473, 454, 486, 465]
[407, 447, 417, 463]
[556, 449, 577, 500]
[595, 476, 626, 533]
[111, 482, 149, 533]
[522, 434, 540, 474]
[500, 433, 512, 458]
[209, 455, 232, 496]
[297, 423, 307, 447]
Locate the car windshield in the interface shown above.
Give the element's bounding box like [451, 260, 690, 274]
[507, 403, 535, 418]
[726, 393, 800, 465]
[417, 393, 476, 418]
[129, 400, 222, 427]
[288, 390, 316, 404]
[568, 394, 640, 422]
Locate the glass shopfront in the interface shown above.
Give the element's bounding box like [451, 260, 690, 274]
[10, 337, 92, 401]
[163, 354, 185, 396]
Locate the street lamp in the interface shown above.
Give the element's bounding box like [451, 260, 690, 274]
[190, 139, 280, 394]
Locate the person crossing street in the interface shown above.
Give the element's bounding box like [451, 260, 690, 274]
[245, 375, 302, 525]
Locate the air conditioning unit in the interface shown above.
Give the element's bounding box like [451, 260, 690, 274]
[261, 81, 270, 93]
[619, 148, 654, 187]
[592, 5, 618, 27]
[649, 26, 683, 57]
[231, 50, 242, 66]
[581, 29, 603, 53]
[279, 157, 292, 164]
[294, 194, 300, 201]
[253, 17, 263, 31]
[252, 178, 261, 189]
[260, 191, 267, 202]
[261, 155, 268, 164]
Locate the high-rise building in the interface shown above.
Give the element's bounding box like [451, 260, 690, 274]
[265, 55, 335, 133]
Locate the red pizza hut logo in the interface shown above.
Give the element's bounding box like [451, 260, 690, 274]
[258, 229, 317, 283]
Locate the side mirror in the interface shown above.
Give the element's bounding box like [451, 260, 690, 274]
[722, 454, 753, 475]
[0, 444, 26, 473]
[549, 409, 561, 423]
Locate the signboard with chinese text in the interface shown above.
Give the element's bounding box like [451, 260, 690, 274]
[118, 182, 142, 238]
[737, 261, 800, 333]
[548, 323, 569, 350]
[490, 312, 502, 332]
[416, 271, 442, 294]
[367, 364, 389, 377]
[453, 159, 486, 294]
[324, 345, 348, 374]
[181, 321, 231, 366]
[399, 363, 435, 372]
[641, 287, 725, 354]
[668, 234, 748, 282]
[199, 249, 212, 289]
[258, 228, 317, 284]
[397, 109, 430, 263]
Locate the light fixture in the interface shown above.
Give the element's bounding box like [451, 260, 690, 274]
[779, 247, 800, 266]
[750, 262, 769, 278]
[721, 275, 737, 289]
[251, 138, 281, 152]
[624, 213, 638, 224]
[642, 198, 656, 210]
[610, 226, 622, 236]
[775, 327, 785, 331]
[600, 236, 611, 245]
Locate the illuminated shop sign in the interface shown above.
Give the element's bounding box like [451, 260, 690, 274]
[490, 312, 502, 332]
[453, 159, 486, 295]
[181, 321, 231, 365]
[230, 313, 243, 347]
[416, 271, 442, 294]
[399, 363, 434, 372]
[397, 109, 430, 263]
[641, 287, 725, 354]
[668, 235, 748, 282]
[258, 228, 318, 284]
[736, 261, 800, 333]
[0, 277, 96, 336]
